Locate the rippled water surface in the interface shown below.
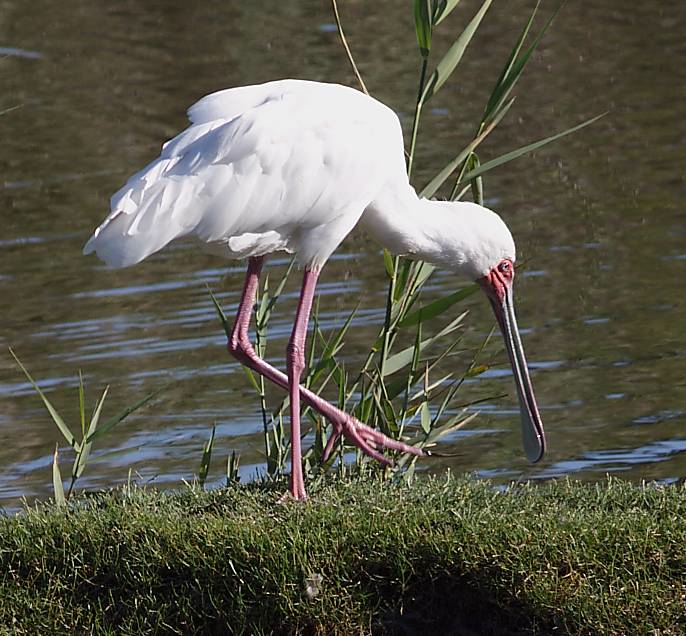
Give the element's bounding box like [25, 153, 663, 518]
[1, 0, 684, 509]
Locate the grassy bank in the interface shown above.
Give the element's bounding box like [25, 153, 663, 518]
[1, 476, 685, 635]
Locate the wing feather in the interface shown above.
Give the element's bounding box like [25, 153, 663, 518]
[84, 80, 404, 268]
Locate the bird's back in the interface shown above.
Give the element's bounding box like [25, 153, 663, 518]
[84, 80, 407, 269]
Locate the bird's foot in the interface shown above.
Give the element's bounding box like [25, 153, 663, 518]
[277, 489, 307, 504]
[276, 474, 308, 504]
[321, 412, 425, 465]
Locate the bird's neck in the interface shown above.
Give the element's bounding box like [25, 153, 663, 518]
[362, 182, 486, 278]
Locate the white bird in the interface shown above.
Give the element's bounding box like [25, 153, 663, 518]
[84, 79, 546, 500]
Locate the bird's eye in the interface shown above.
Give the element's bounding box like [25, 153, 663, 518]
[498, 260, 511, 274]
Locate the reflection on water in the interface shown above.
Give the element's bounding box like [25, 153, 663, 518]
[1, 0, 684, 510]
[0, 46, 42, 60]
[536, 438, 686, 480]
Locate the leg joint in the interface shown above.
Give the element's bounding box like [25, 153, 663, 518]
[228, 334, 255, 363]
[286, 341, 306, 373]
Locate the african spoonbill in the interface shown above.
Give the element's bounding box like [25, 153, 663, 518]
[84, 79, 546, 500]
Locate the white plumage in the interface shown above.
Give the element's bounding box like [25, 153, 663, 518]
[83, 79, 515, 276]
[83, 79, 546, 498]
[84, 79, 407, 269]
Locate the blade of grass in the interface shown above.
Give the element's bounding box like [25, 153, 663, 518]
[409, 260, 436, 293]
[308, 297, 321, 380]
[448, 2, 562, 200]
[255, 273, 271, 337]
[393, 260, 413, 302]
[426, 335, 464, 378]
[452, 183, 471, 201]
[407, 57, 430, 178]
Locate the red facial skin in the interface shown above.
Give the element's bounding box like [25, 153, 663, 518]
[478, 258, 514, 306]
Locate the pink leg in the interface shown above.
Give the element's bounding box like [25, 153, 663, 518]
[227, 258, 425, 495]
[285, 268, 319, 500]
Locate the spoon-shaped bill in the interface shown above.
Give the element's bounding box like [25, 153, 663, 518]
[486, 283, 546, 463]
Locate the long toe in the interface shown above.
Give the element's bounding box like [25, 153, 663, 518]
[333, 414, 419, 465]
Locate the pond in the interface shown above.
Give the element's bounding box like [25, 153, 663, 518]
[1, 0, 684, 510]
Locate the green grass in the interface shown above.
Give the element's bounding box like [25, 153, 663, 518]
[1, 476, 685, 635]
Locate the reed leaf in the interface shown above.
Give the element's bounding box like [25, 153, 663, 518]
[261, 258, 296, 322]
[409, 373, 453, 402]
[457, 113, 606, 186]
[313, 305, 357, 374]
[413, 0, 433, 57]
[226, 450, 241, 485]
[383, 249, 395, 279]
[434, 0, 463, 26]
[73, 386, 109, 480]
[207, 286, 231, 340]
[52, 445, 66, 507]
[242, 368, 261, 392]
[427, 410, 477, 445]
[420, 402, 432, 435]
[87, 385, 167, 443]
[199, 424, 216, 488]
[484, 1, 564, 126]
[421, 0, 493, 103]
[78, 371, 86, 438]
[10, 348, 77, 449]
[467, 153, 484, 205]
[420, 96, 515, 198]
[399, 286, 478, 328]
[383, 312, 467, 377]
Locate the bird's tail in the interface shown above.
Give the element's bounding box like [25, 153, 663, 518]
[83, 158, 203, 268]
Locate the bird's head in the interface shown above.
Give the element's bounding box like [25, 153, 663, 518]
[440, 202, 546, 463]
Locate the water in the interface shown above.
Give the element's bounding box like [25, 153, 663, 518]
[1, 0, 684, 510]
